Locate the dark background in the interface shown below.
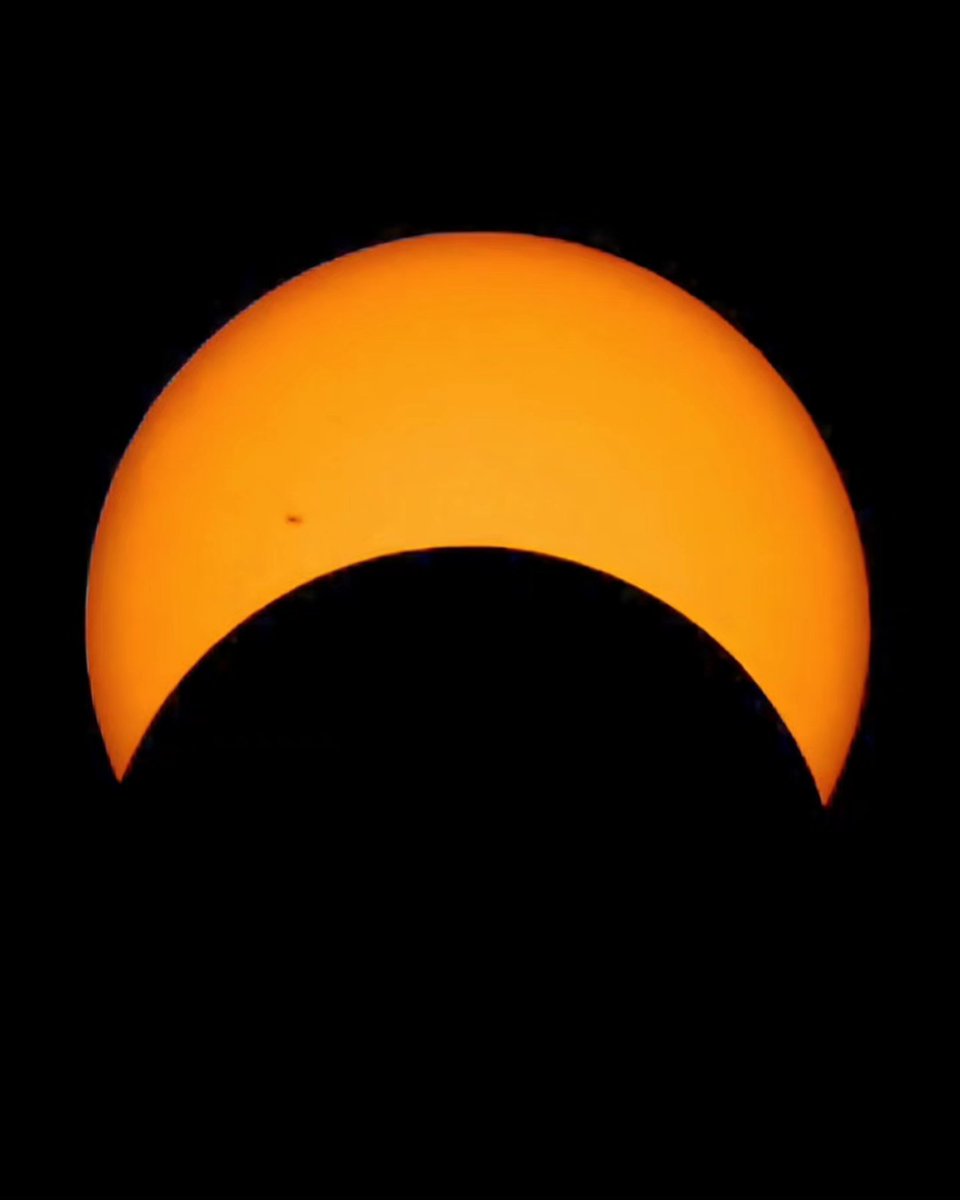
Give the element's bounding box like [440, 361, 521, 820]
[13, 70, 952, 1187]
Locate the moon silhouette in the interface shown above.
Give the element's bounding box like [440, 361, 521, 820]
[86, 232, 869, 801]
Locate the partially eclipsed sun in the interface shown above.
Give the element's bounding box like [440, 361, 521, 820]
[86, 233, 870, 802]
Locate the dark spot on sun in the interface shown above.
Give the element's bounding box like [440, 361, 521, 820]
[285, 514, 304, 525]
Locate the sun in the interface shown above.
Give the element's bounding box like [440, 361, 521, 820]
[86, 232, 870, 800]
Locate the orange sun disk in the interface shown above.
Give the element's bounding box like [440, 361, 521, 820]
[86, 233, 870, 802]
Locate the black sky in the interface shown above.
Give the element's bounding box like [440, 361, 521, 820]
[11, 68, 949, 1188]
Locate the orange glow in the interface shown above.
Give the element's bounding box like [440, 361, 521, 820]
[86, 233, 870, 801]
